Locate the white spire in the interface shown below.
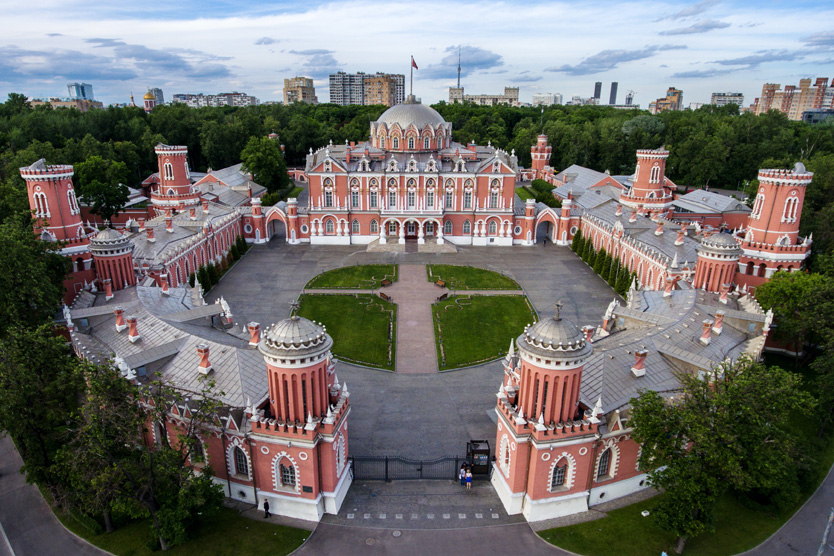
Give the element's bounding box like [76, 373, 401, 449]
[670, 253, 678, 268]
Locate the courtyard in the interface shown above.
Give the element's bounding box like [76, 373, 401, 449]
[208, 240, 616, 459]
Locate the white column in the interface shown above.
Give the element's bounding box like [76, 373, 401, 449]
[437, 226, 444, 245]
[379, 226, 387, 244]
[418, 221, 425, 245]
[398, 223, 405, 244]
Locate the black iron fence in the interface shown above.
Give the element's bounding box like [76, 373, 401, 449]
[349, 455, 491, 481]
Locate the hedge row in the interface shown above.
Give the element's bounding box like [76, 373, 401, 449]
[570, 229, 634, 297]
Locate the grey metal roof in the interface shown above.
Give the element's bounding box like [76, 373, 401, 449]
[673, 190, 750, 214]
[164, 304, 225, 323]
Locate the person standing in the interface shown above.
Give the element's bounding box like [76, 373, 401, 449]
[459, 464, 466, 487]
[263, 499, 270, 519]
[465, 468, 473, 490]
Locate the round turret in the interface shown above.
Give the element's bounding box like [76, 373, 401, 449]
[90, 227, 133, 255]
[258, 315, 333, 363]
[516, 314, 593, 362]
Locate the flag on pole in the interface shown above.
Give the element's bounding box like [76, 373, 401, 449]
[411, 57, 418, 70]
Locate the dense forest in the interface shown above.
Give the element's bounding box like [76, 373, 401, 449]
[1, 93, 834, 263]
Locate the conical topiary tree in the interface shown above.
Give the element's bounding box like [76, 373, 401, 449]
[570, 229, 582, 252]
[593, 248, 607, 274]
[600, 252, 612, 281]
[608, 257, 620, 288]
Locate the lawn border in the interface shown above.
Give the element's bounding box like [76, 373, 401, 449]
[305, 264, 398, 290]
[426, 264, 522, 291]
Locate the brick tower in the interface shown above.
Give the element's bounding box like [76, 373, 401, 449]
[90, 228, 136, 291]
[530, 135, 552, 180]
[143, 90, 157, 113]
[20, 159, 95, 302]
[736, 162, 813, 289]
[619, 148, 673, 216]
[693, 233, 741, 292]
[492, 306, 601, 521]
[248, 313, 352, 521]
[152, 143, 199, 211]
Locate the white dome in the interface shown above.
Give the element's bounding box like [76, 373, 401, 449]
[376, 99, 445, 130]
[517, 315, 593, 361]
[258, 315, 333, 359]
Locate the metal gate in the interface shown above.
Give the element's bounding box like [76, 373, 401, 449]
[349, 455, 489, 481]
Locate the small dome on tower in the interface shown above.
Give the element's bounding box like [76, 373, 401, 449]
[699, 232, 741, 253]
[517, 311, 593, 361]
[258, 315, 333, 359]
[143, 91, 156, 100]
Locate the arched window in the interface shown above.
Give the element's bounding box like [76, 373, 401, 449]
[192, 439, 205, 464]
[782, 196, 798, 222]
[407, 190, 415, 208]
[597, 448, 611, 479]
[351, 190, 359, 208]
[490, 191, 499, 208]
[351, 220, 360, 234]
[463, 220, 471, 234]
[745, 261, 754, 275]
[336, 434, 346, 477]
[408, 136, 415, 150]
[369, 190, 378, 208]
[279, 460, 296, 487]
[424, 137, 430, 149]
[234, 446, 248, 476]
[388, 221, 397, 234]
[389, 190, 397, 208]
[163, 162, 174, 180]
[499, 435, 511, 476]
[649, 165, 660, 184]
[33, 192, 49, 217]
[752, 194, 765, 218]
[393, 137, 399, 149]
[551, 459, 567, 488]
[324, 191, 333, 207]
[488, 221, 497, 235]
[758, 263, 767, 277]
[184, 161, 190, 179]
[380, 136, 386, 149]
[464, 191, 472, 209]
[426, 190, 435, 208]
[445, 190, 454, 209]
[325, 220, 335, 234]
[444, 220, 453, 235]
[67, 189, 80, 214]
[370, 220, 379, 234]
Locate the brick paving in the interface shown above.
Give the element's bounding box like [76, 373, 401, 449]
[386, 264, 443, 374]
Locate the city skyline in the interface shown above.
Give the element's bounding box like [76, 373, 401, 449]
[1, 0, 833, 107]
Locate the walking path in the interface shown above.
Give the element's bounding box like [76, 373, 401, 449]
[0, 435, 110, 556]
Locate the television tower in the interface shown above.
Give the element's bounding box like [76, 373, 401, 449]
[457, 47, 461, 88]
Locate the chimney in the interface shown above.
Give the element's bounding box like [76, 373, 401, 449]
[247, 322, 260, 346]
[654, 221, 664, 236]
[631, 349, 648, 377]
[189, 207, 196, 220]
[700, 320, 713, 345]
[663, 276, 675, 298]
[712, 311, 725, 335]
[197, 344, 212, 374]
[147, 226, 156, 243]
[103, 278, 114, 301]
[165, 216, 173, 233]
[127, 315, 141, 343]
[615, 204, 623, 217]
[164, 208, 171, 218]
[202, 200, 209, 213]
[139, 219, 146, 232]
[629, 210, 637, 223]
[581, 325, 595, 343]
[719, 282, 730, 304]
[114, 306, 127, 332]
[675, 228, 685, 246]
[160, 273, 170, 296]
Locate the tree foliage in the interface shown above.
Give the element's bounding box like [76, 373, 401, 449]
[240, 136, 290, 193]
[631, 357, 813, 545]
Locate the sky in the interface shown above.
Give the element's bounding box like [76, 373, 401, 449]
[1, 0, 833, 108]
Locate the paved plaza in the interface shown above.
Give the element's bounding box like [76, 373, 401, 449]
[208, 241, 617, 459]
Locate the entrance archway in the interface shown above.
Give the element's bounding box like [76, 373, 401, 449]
[268, 219, 287, 242]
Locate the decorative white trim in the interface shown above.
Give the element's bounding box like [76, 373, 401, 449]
[547, 452, 577, 492]
[270, 451, 301, 493]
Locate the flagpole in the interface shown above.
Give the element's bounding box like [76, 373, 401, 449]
[410, 56, 413, 97]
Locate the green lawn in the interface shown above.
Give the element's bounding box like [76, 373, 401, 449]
[297, 294, 395, 370]
[516, 186, 536, 201]
[433, 295, 535, 370]
[286, 185, 304, 199]
[52, 506, 308, 556]
[427, 264, 521, 290]
[539, 351, 834, 556]
[305, 264, 397, 289]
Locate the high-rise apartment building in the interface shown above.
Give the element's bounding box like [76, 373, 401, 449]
[593, 81, 602, 100]
[172, 92, 259, 108]
[753, 78, 833, 120]
[67, 82, 94, 100]
[532, 93, 561, 106]
[711, 92, 743, 107]
[149, 88, 165, 105]
[448, 87, 520, 106]
[649, 87, 683, 114]
[609, 82, 618, 105]
[328, 72, 404, 106]
[363, 73, 405, 107]
[284, 77, 318, 104]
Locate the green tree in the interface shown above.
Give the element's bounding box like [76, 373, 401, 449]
[240, 136, 290, 193]
[607, 257, 620, 288]
[0, 215, 68, 336]
[615, 263, 631, 296]
[74, 156, 130, 222]
[631, 357, 812, 552]
[0, 325, 84, 487]
[570, 228, 582, 252]
[592, 248, 606, 273]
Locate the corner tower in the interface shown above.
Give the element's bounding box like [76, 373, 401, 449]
[619, 148, 673, 216]
[530, 135, 552, 180]
[20, 159, 94, 302]
[250, 313, 352, 521]
[492, 307, 599, 521]
[737, 163, 813, 289]
[152, 143, 199, 211]
[90, 228, 136, 291]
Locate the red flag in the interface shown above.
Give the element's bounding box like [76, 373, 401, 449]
[411, 57, 418, 70]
